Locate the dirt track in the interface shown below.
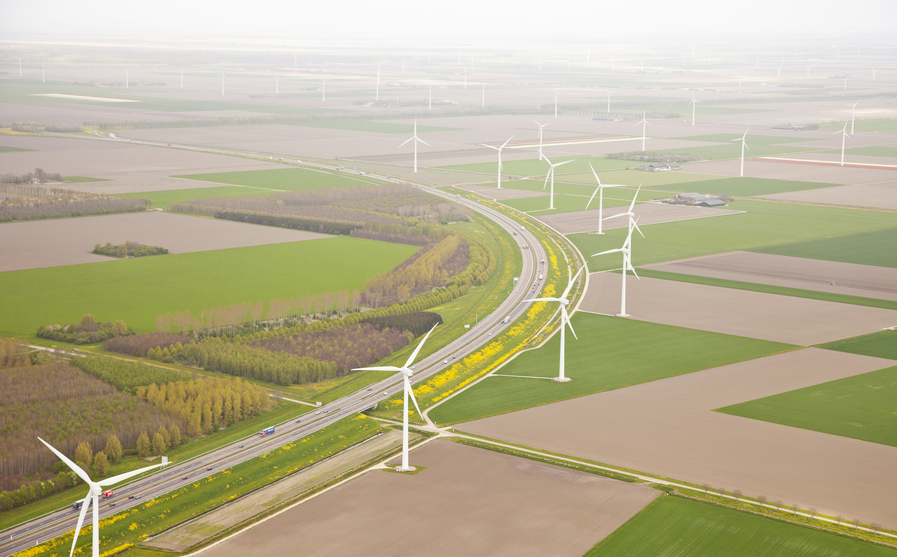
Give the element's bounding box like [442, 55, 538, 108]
[642, 251, 897, 301]
[535, 202, 740, 235]
[459, 348, 897, 530]
[0, 212, 330, 273]
[202, 439, 659, 557]
[581, 272, 897, 345]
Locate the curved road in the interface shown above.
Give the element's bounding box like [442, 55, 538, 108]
[0, 138, 552, 557]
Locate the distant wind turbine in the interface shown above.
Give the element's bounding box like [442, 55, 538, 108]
[219, 73, 226, 96]
[637, 111, 650, 151]
[585, 163, 626, 235]
[399, 119, 430, 173]
[534, 119, 549, 161]
[125, 66, 130, 89]
[542, 155, 573, 209]
[428, 84, 432, 110]
[554, 90, 561, 118]
[39, 438, 168, 557]
[732, 129, 749, 177]
[592, 192, 645, 317]
[872, 69, 878, 80]
[352, 324, 438, 471]
[42, 61, 46, 83]
[688, 94, 700, 126]
[479, 135, 514, 189]
[321, 79, 327, 103]
[525, 267, 583, 382]
[376, 62, 382, 101]
[275, 74, 279, 95]
[849, 101, 858, 134]
[481, 83, 485, 107]
[18, 57, 22, 76]
[834, 123, 850, 167]
[180, 66, 185, 88]
[843, 77, 848, 90]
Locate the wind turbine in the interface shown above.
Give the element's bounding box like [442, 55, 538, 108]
[219, 73, 226, 96]
[321, 79, 327, 103]
[553, 90, 561, 118]
[19, 57, 22, 76]
[463, 68, 468, 89]
[180, 66, 184, 88]
[872, 69, 878, 80]
[376, 62, 384, 101]
[601, 183, 641, 233]
[534, 119, 549, 161]
[843, 77, 848, 90]
[275, 74, 279, 95]
[605, 88, 611, 113]
[732, 129, 749, 177]
[399, 119, 430, 173]
[479, 135, 514, 189]
[688, 94, 700, 126]
[592, 211, 644, 317]
[585, 163, 625, 234]
[481, 83, 485, 107]
[637, 111, 650, 151]
[542, 155, 573, 210]
[42, 61, 46, 83]
[848, 101, 858, 134]
[38, 438, 168, 557]
[834, 123, 850, 166]
[125, 66, 130, 89]
[525, 267, 582, 382]
[428, 84, 432, 110]
[352, 324, 438, 471]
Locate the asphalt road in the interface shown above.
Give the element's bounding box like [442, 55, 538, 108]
[0, 138, 550, 557]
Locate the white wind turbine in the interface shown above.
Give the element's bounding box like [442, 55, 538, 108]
[463, 68, 468, 89]
[872, 69, 878, 80]
[637, 111, 650, 151]
[125, 66, 130, 89]
[42, 61, 46, 83]
[688, 94, 700, 126]
[848, 101, 858, 134]
[428, 84, 433, 110]
[593, 210, 644, 317]
[179, 66, 185, 88]
[605, 88, 611, 113]
[585, 163, 626, 234]
[321, 79, 327, 102]
[843, 77, 848, 90]
[480, 135, 514, 189]
[534, 119, 549, 161]
[38, 438, 168, 557]
[399, 118, 430, 173]
[275, 74, 279, 95]
[219, 73, 226, 96]
[542, 155, 573, 210]
[732, 129, 748, 177]
[352, 324, 438, 471]
[553, 90, 561, 118]
[376, 62, 383, 101]
[834, 123, 850, 167]
[526, 267, 582, 382]
[18, 57, 22, 76]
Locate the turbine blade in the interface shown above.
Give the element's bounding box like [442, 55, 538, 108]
[533, 305, 562, 337]
[561, 267, 583, 300]
[628, 184, 642, 213]
[38, 438, 92, 485]
[69, 492, 91, 557]
[403, 323, 438, 369]
[351, 366, 403, 372]
[562, 307, 578, 340]
[500, 135, 515, 149]
[628, 260, 640, 280]
[398, 137, 413, 148]
[555, 160, 573, 167]
[525, 297, 561, 303]
[592, 248, 623, 257]
[542, 170, 550, 191]
[585, 187, 599, 211]
[633, 218, 645, 239]
[98, 462, 165, 486]
[542, 154, 553, 166]
[589, 162, 601, 186]
[480, 144, 500, 151]
[418, 138, 431, 147]
[405, 376, 423, 418]
[603, 212, 628, 221]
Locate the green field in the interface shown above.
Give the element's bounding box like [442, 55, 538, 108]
[818, 329, 897, 361]
[174, 167, 384, 191]
[293, 120, 461, 134]
[572, 200, 897, 273]
[118, 186, 269, 208]
[820, 119, 897, 133]
[59, 176, 108, 183]
[0, 237, 417, 335]
[500, 187, 652, 216]
[430, 312, 793, 425]
[0, 145, 32, 152]
[654, 142, 814, 161]
[827, 145, 897, 158]
[438, 156, 634, 176]
[674, 133, 821, 145]
[560, 169, 724, 189]
[587, 496, 897, 556]
[717, 364, 897, 447]
[753, 227, 897, 269]
[645, 177, 837, 197]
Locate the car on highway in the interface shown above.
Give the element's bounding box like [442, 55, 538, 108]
[316, 411, 320, 414]
[207, 467, 213, 471]
[182, 476, 188, 480]
[239, 445, 244, 448]
[296, 419, 301, 423]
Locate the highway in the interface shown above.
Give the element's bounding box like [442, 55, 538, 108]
[0, 138, 551, 557]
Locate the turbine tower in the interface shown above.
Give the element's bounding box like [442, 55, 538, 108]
[843, 77, 848, 90]
[398, 119, 430, 173]
[542, 155, 573, 210]
[180, 66, 185, 88]
[525, 267, 583, 382]
[18, 57, 22, 76]
[637, 111, 650, 151]
[125, 66, 130, 89]
[479, 135, 514, 189]
[732, 129, 749, 177]
[605, 88, 611, 113]
[481, 83, 485, 107]
[38, 438, 168, 557]
[42, 61, 46, 83]
[376, 63, 382, 101]
[585, 163, 625, 234]
[848, 101, 858, 134]
[553, 90, 561, 118]
[872, 69, 878, 80]
[321, 79, 328, 103]
[428, 84, 433, 110]
[533, 119, 549, 161]
[688, 94, 700, 126]
[593, 206, 644, 317]
[834, 123, 850, 167]
[219, 73, 226, 96]
[353, 324, 438, 471]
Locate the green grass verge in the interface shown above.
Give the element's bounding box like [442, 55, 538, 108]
[819, 119, 897, 133]
[59, 176, 108, 183]
[572, 200, 897, 273]
[118, 186, 267, 208]
[717, 364, 897, 448]
[429, 312, 794, 425]
[818, 329, 897, 361]
[0, 401, 309, 531]
[0, 145, 33, 152]
[173, 167, 386, 192]
[673, 133, 821, 145]
[20, 415, 383, 557]
[292, 120, 461, 134]
[647, 176, 838, 197]
[633, 269, 897, 311]
[752, 227, 897, 269]
[0, 237, 417, 335]
[586, 496, 897, 556]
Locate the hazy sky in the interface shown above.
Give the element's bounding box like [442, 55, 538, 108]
[2, 0, 895, 40]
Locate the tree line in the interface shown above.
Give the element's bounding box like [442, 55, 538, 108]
[73, 356, 189, 393]
[0, 168, 63, 185]
[0, 193, 150, 223]
[93, 241, 168, 258]
[0, 337, 35, 369]
[38, 313, 131, 345]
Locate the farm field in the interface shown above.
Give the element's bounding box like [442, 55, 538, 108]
[819, 119, 897, 133]
[0, 236, 417, 335]
[118, 186, 272, 208]
[830, 145, 897, 158]
[292, 120, 462, 134]
[202, 439, 660, 557]
[818, 329, 897, 361]
[587, 496, 897, 557]
[535, 202, 739, 235]
[717, 363, 897, 447]
[753, 227, 897, 268]
[499, 187, 655, 215]
[643, 176, 839, 197]
[673, 133, 822, 145]
[0, 212, 329, 272]
[641, 251, 897, 302]
[581, 273, 897, 345]
[438, 156, 634, 176]
[174, 167, 386, 191]
[533, 169, 724, 189]
[458, 348, 897, 530]
[428, 311, 793, 425]
[572, 200, 897, 273]
[762, 183, 897, 211]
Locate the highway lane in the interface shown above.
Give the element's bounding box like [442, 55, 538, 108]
[0, 139, 552, 557]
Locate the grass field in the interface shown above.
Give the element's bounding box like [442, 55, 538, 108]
[634, 269, 897, 311]
[674, 133, 821, 145]
[586, 496, 897, 556]
[572, 200, 897, 273]
[818, 329, 897, 361]
[827, 146, 897, 158]
[654, 142, 815, 161]
[0, 237, 417, 335]
[118, 186, 270, 208]
[429, 312, 794, 425]
[717, 364, 897, 448]
[500, 187, 651, 216]
[59, 176, 108, 183]
[753, 227, 897, 269]
[0, 145, 32, 152]
[560, 169, 724, 189]
[292, 120, 461, 134]
[438, 156, 634, 176]
[819, 119, 897, 133]
[174, 167, 384, 191]
[645, 177, 838, 197]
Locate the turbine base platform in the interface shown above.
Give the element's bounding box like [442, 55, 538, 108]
[552, 377, 572, 383]
[395, 466, 417, 473]
[616, 313, 631, 318]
